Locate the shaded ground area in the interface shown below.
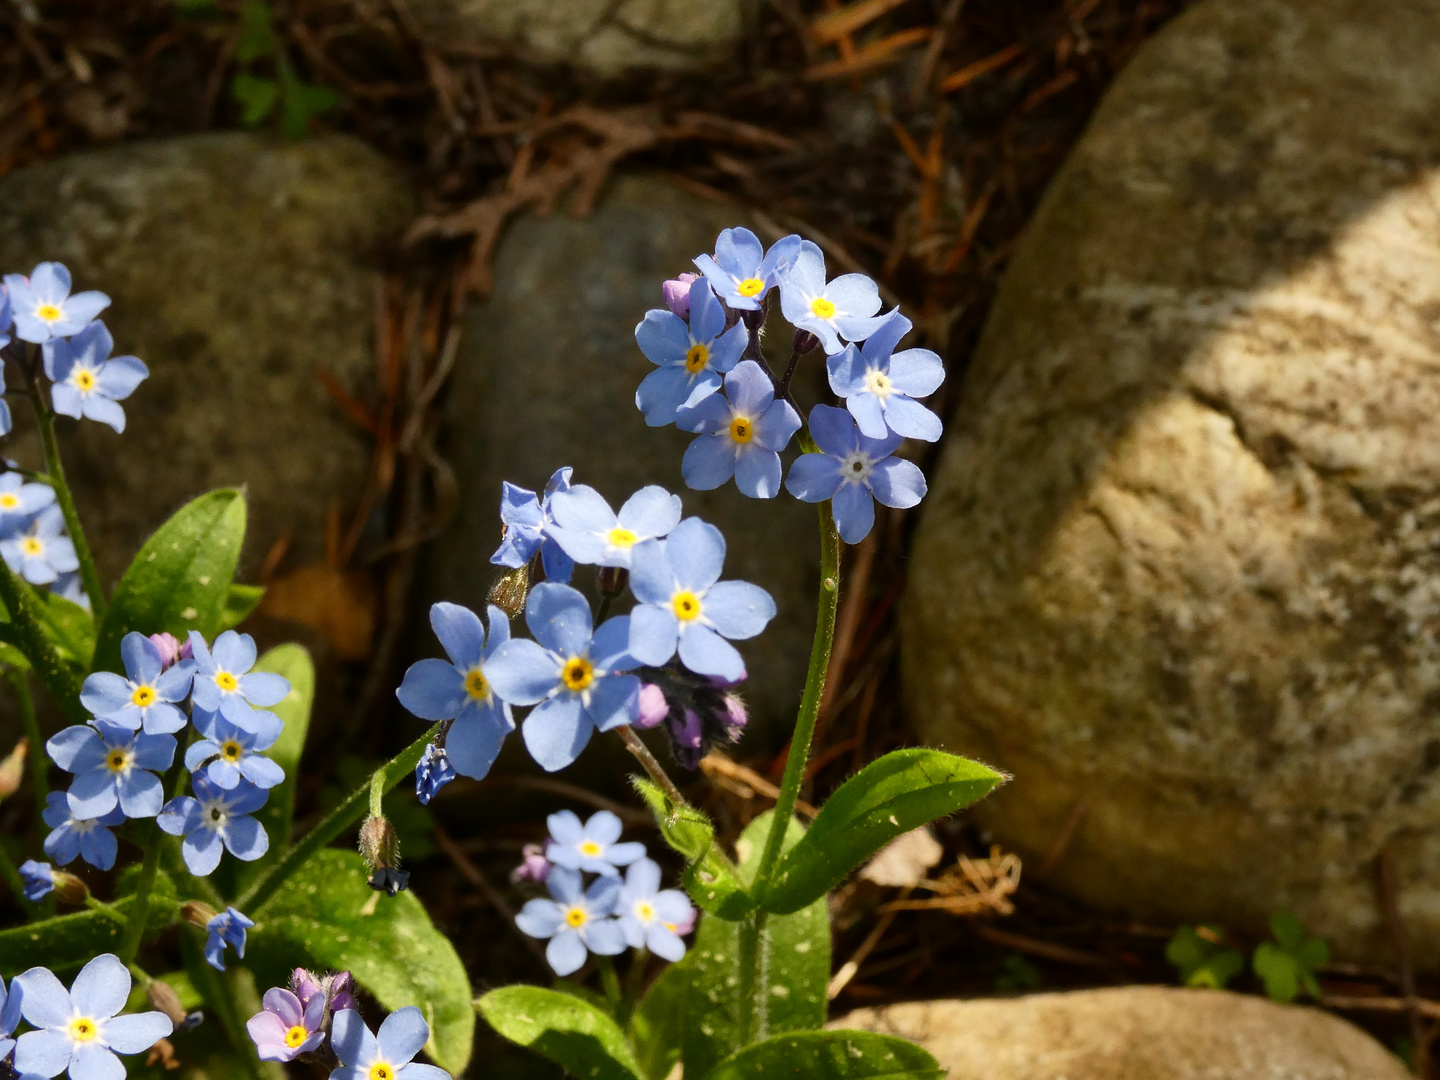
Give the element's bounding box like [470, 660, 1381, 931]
[2, 0, 1435, 1075]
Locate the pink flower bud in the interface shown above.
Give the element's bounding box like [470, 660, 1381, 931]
[510, 842, 551, 884]
[636, 683, 670, 730]
[148, 632, 191, 669]
[662, 273, 700, 318]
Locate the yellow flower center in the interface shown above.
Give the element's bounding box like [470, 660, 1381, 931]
[131, 685, 156, 707]
[580, 840, 603, 857]
[220, 740, 244, 763]
[684, 343, 709, 374]
[69, 1017, 99, 1042]
[736, 277, 764, 298]
[565, 906, 588, 928]
[215, 671, 238, 692]
[810, 297, 836, 320]
[664, 922, 679, 932]
[635, 900, 656, 922]
[0, 494, 17, 509]
[285, 1025, 310, 1049]
[562, 657, 594, 693]
[105, 749, 129, 773]
[606, 527, 638, 549]
[20, 537, 43, 556]
[863, 370, 893, 398]
[72, 368, 96, 393]
[728, 417, 754, 444]
[464, 668, 490, 701]
[369, 1063, 395, 1080]
[36, 303, 62, 322]
[672, 591, 702, 622]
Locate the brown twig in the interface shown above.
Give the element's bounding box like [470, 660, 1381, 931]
[828, 884, 913, 999]
[700, 752, 818, 818]
[433, 825, 548, 965]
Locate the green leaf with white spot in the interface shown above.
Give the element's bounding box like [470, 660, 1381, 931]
[0, 871, 178, 972]
[707, 1031, 943, 1080]
[247, 848, 473, 1074]
[478, 986, 641, 1080]
[630, 958, 687, 1080]
[92, 489, 247, 676]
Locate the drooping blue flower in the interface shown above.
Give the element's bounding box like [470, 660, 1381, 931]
[184, 707, 285, 790]
[42, 791, 126, 871]
[547, 484, 682, 569]
[330, 1007, 450, 1080]
[396, 602, 515, 783]
[675, 361, 801, 498]
[785, 404, 928, 544]
[48, 719, 177, 820]
[51, 570, 90, 611]
[826, 309, 944, 442]
[246, 986, 326, 1063]
[545, 809, 645, 876]
[157, 774, 269, 876]
[414, 743, 455, 805]
[0, 971, 22, 1061]
[43, 321, 149, 434]
[634, 279, 747, 426]
[19, 859, 55, 901]
[13, 955, 173, 1079]
[189, 630, 291, 731]
[489, 467, 575, 584]
[204, 907, 255, 972]
[628, 518, 776, 682]
[514, 866, 626, 977]
[80, 631, 194, 735]
[3, 262, 111, 343]
[0, 471, 55, 529]
[484, 583, 641, 773]
[778, 240, 887, 355]
[1, 505, 79, 586]
[618, 857, 694, 962]
[693, 228, 802, 310]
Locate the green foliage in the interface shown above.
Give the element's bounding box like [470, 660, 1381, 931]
[706, 1031, 944, 1080]
[1252, 910, 1329, 1003]
[634, 776, 752, 918]
[0, 872, 177, 972]
[1165, 925, 1244, 989]
[220, 583, 265, 631]
[762, 749, 1003, 914]
[36, 592, 95, 670]
[228, 1, 339, 135]
[92, 488, 246, 675]
[993, 952, 1041, 992]
[320, 753, 435, 862]
[247, 848, 473, 1073]
[237, 644, 314, 892]
[478, 986, 642, 1080]
[630, 960, 687, 1080]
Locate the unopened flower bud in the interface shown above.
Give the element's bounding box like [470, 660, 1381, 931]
[635, 684, 669, 730]
[148, 632, 192, 670]
[0, 737, 27, 800]
[635, 665, 750, 770]
[597, 565, 629, 598]
[662, 272, 700, 318]
[181, 901, 219, 928]
[793, 328, 821, 355]
[147, 980, 189, 1026]
[487, 565, 530, 620]
[50, 869, 88, 905]
[510, 843, 551, 884]
[368, 867, 410, 897]
[360, 815, 409, 896]
[324, 971, 357, 1014]
[722, 693, 748, 737]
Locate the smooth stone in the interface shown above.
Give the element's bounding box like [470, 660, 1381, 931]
[427, 174, 823, 753]
[902, 0, 1440, 960]
[837, 989, 1411, 1080]
[0, 133, 414, 585]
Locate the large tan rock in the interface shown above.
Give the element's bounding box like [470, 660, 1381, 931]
[902, 0, 1440, 960]
[837, 989, 1410, 1080]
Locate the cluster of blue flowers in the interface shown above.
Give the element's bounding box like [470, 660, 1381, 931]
[512, 810, 694, 976]
[637, 229, 938, 544]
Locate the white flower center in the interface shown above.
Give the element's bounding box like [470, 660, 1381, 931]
[863, 368, 893, 399]
[839, 451, 874, 485]
[203, 800, 229, 832]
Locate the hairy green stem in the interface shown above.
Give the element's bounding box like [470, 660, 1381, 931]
[118, 751, 190, 963]
[86, 895, 130, 929]
[0, 560, 84, 722]
[597, 955, 622, 1004]
[7, 667, 48, 837]
[236, 722, 440, 914]
[27, 381, 106, 622]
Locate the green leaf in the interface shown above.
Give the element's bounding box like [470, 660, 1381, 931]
[633, 777, 752, 919]
[1253, 911, 1329, 1003]
[630, 959, 687, 1080]
[1165, 925, 1243, 990]
[0, 874, 177, 972]
[92, 489, 247, 675]
[232, 74, 279, 125]
[683, 811, 830, 1080]
[707, 1030, 943, 1080]
[36, 592, 94, 670]
[478, 986, 641, 1080]
[235, 0, 277, 61]
[763, 748, 1003, 914]
[633, 777, 714, 861]
[219, 583, 265, 632]
[248, 848, 473, 1073]
[237, 644, 314, 890]
[280, 80, 340, 137]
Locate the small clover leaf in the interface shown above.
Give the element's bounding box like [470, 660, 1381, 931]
[1165, 924, 1244, 989]
[1253, 909, 1330, 1003]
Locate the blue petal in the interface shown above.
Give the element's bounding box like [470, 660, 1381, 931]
[627, 539, 675, 605]
[516, 898, 564, 938]
[869, 457, 928, 509]
[182, 829, 225, 876]
[14, 1029, 75, 1076]
[521, 695, 591, 772]
[846, 392, 890, 441]
[646, 924, 687, 961]
[80, 672, 134, 718]
[734, 446, 782, 499]
[886, 347, 944, 396]
[444, 711, 509, 781]
[546, 931, 588, 976]
[807, 404, 859, 457]
[637, 365, 699, 427]
[833, 482, 876, 544]
[47, 725, 105, 773]
[665, 518, 726, 592]
[723, 361, 774, 417]
[94, 355, 147, 401]
[77, 826, 117, 871]
[826, 345, 868, 397]
[67, 771, 119, 819]
[677, 624, 746, 682]
[585, 674, 640, 733]
[547, 810, 584, 845]
[212, 631, 257, 674]
[376, 1006, 429, 1066]
[689, 278, 727, 340]
[486, 639, 561, 706]
[617, 486, 681, 538]
[238, 671, 290, 708]
[14, 964, 74, 1028]
[880, 394, 943, 442]
[582, 919, 627, 956]
[239, 755, 285, 789]
[525, 583, 593, 657]
[700, 581, 775, 640]
[331, 1009, 379, 1069]
[590, 615, 637, 671]
[70, 954, 128, 1020]
[102, 1012, 172, 1055]
[116, 769, 163, 819]
[222, 815, 269, 861]
[157, 796, 202, 837]
[604, 841, 646, 867]
[675, 393, 731, 435]
[120, 633, 162, 685]
[628, 604, 679, 667]
[635, 309, 692, 365]
[397, 659, 467, 720]
[785, 453, 842, 502]
[429, 602, 485, 670]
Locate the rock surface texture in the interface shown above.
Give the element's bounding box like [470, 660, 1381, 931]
[902, 0, 1440, 960]
[0, 133, 414, 585]
[410, 0, 746, 76]
[428, 174, 822, 751]
[837, 989, 1410, 1080]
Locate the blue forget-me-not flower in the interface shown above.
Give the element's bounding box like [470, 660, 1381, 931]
[826, 309, 944, 442]
[12, 954, 172, 1080]
[545, 809, 645, 876]
[786, 405, 927, 544]
[627, 517, 776, 682]
[158, 774, 270, 876]
[185, 707, 285, 790]
[0, 471, 55, 529]
[618, 857, 694, 962]
[414, 743, 456, 805]
[19, 859, 54, 902]
[397, 602, 515, 782]
[693, 228, 801, 310]
[48, 719, 176, 820]
[43, 321, 148, 434]
[42, 791, 126, 871]
[331, 1007, 450, 1080]
[80, 631, 194, 735]
[546, 484, 681, 570]
[204, 907, 255, 972]
[490, 466, 575, 584]
[2, 505, 79, 586]
[676, 360, 800, 499]
[635, 278, 747, 426]
[0, 972, 21, 1061]
[3, 262, 110, 343]
[484, 583, 641, 773]
[189, 630, 291, 731]
[778, 240, 887, 355]
[515, 867, 626, 977]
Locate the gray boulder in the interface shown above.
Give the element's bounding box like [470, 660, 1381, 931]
[902, 0, 1440, 959]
